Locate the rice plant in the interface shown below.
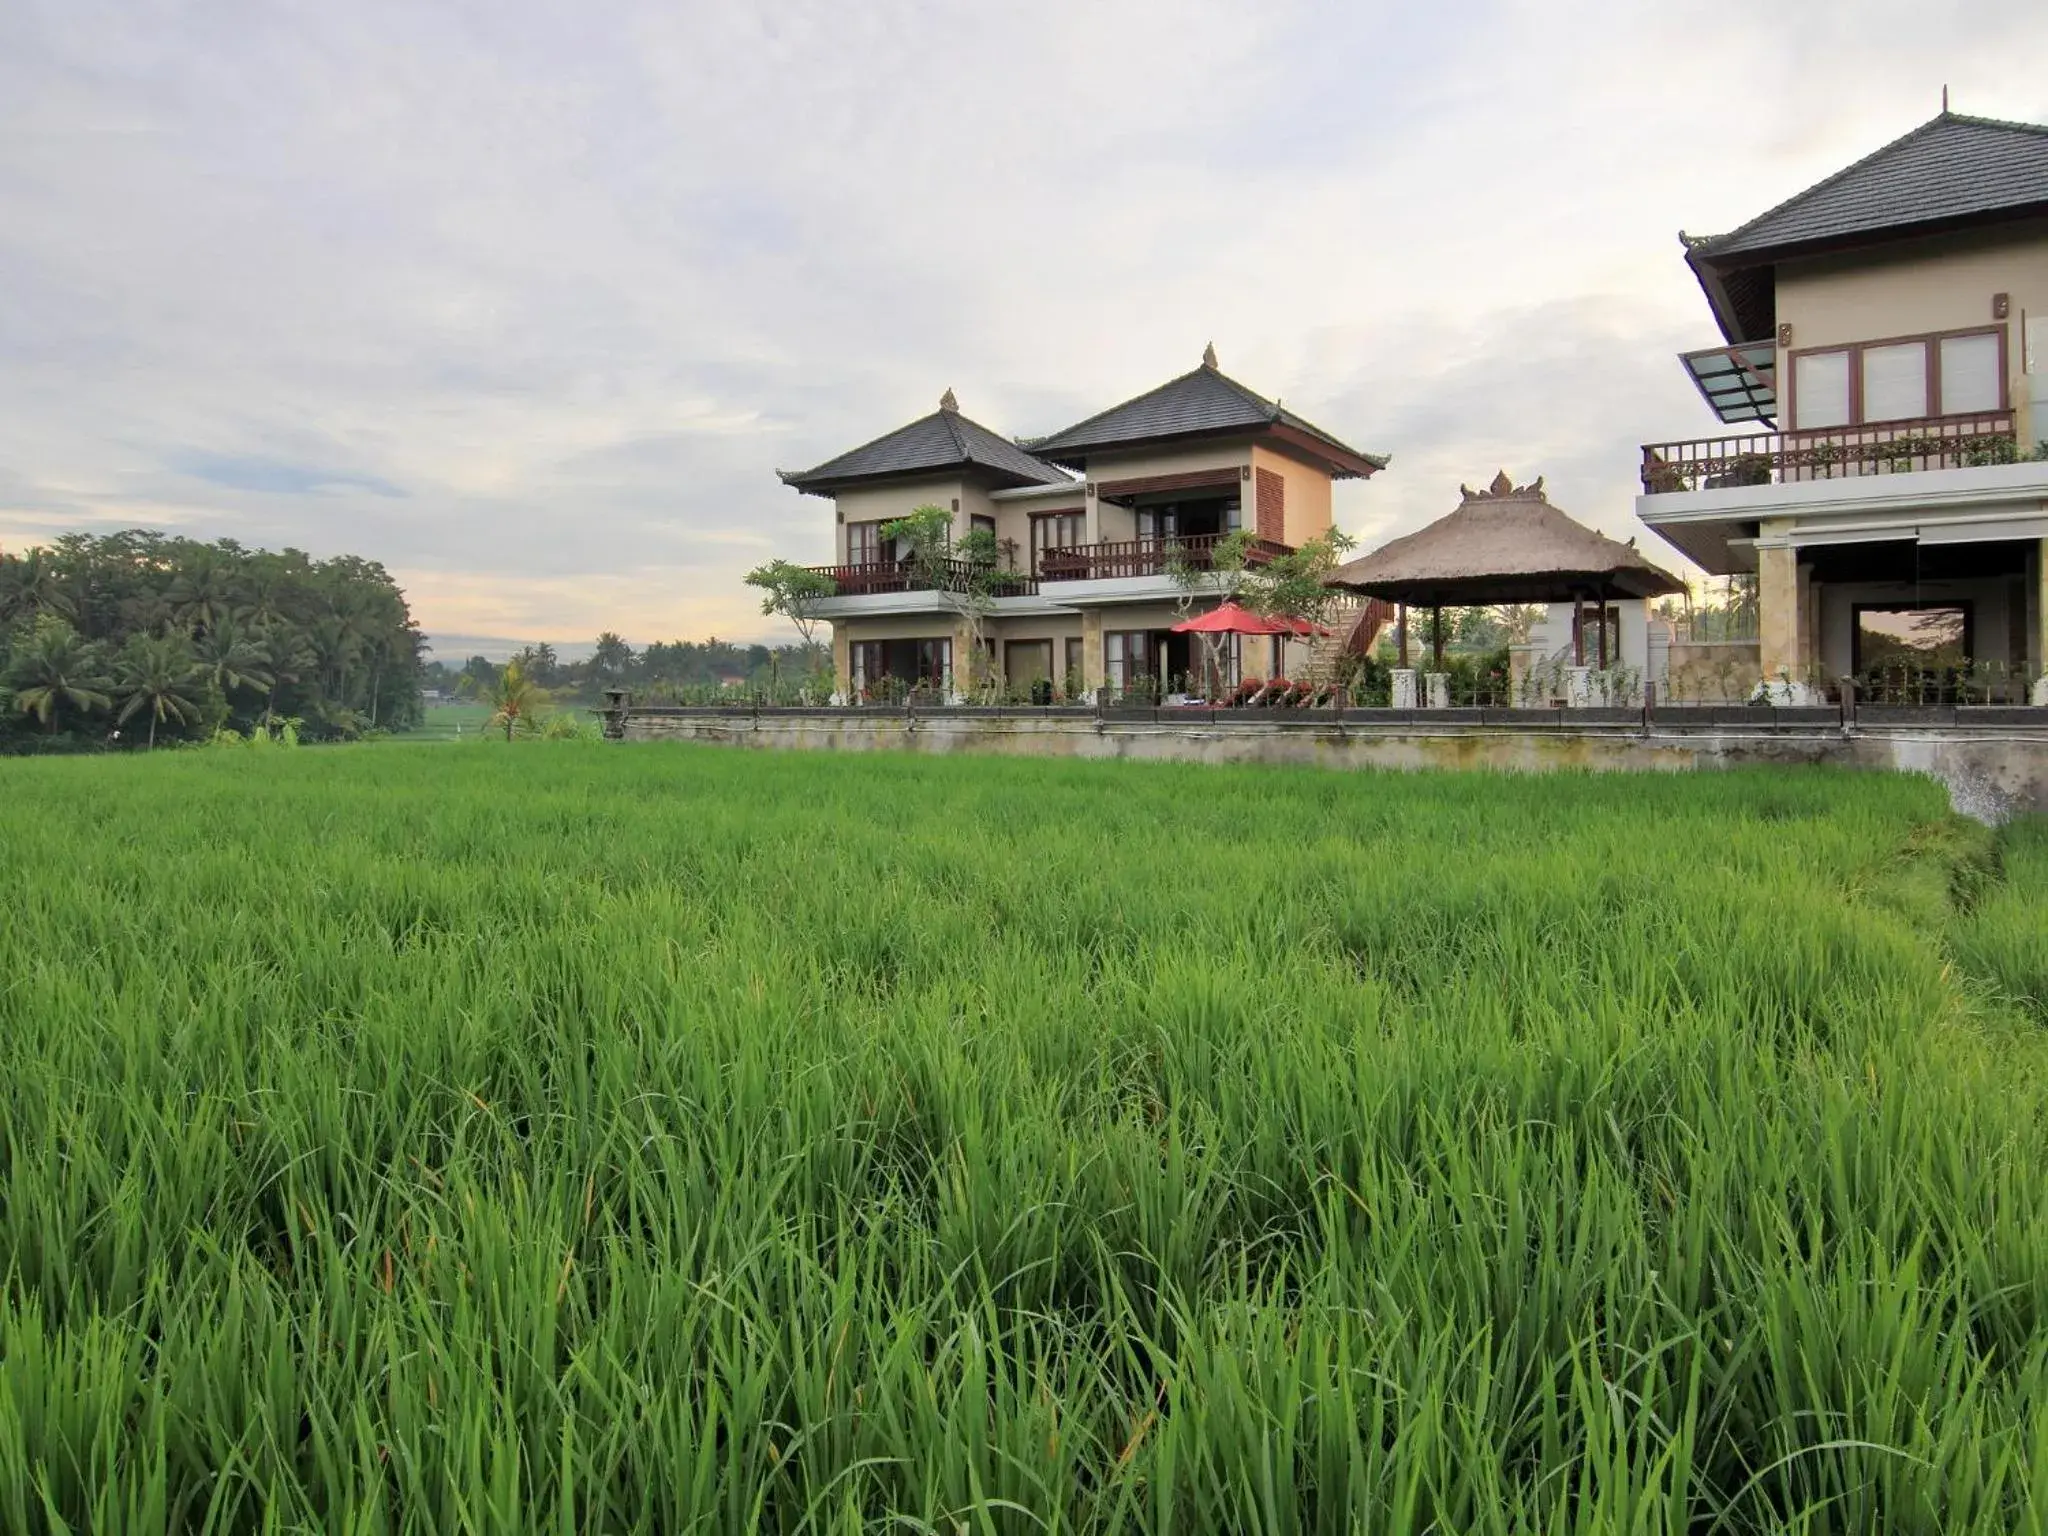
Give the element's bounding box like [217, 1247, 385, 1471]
[0, 745, 2043, 1533]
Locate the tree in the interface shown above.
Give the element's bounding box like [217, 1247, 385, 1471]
[0, 548, 76, 625]
[590, 631, 633, 681]
[879, 505, 1010, 695]
[485, 658, 546, 740]
[114, 633, 205, 749]
[194, 616, 274, 701]
[9, 616, 112, 734]
[742, 562, 836, 676]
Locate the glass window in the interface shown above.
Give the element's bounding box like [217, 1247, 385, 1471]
[1939, 332, 2002, 414]
[1794, 351, 1851, 429]
[1006, 640, 1052, 687]
[846, 521, 882, 565]
[1860, 342, 1927, 422]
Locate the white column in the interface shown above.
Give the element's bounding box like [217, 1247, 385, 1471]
[1567, 666, 1594, 708]
[1391, 669, 1417, 709]
[1425, 673, 1449, 710]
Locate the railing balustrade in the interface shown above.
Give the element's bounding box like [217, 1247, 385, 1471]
[802, 559, 1039, 597]
[1037, 533, 1292, 581]
[1641, 411, 2020, 494]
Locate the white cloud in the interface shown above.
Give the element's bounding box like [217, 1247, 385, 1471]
[2, 0, 2044, 643]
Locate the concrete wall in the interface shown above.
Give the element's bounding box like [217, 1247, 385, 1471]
[615, 711, 2048, 820]
[1665, 641, 1763, 702]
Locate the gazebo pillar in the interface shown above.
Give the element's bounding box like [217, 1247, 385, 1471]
[1396, 604, 1409, 666]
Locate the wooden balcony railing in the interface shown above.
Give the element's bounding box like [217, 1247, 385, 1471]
[804, 560, 1039, 598]
[1037, 532, 1292, 582]
[1641, 411, 2019, 494]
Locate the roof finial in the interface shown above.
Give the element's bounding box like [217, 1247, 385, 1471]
[1941, 84, 1949, 113]
[939, 387, 959, 412]
[1489, 470, 1514, 497]
[1201, 341, 1218, 370]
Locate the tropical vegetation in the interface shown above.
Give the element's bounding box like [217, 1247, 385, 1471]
[0, 530, 422, 751]
[0, 745, 2043, 1531]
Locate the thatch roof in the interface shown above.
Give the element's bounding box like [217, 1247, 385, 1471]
[1325, 473, 1686, 605]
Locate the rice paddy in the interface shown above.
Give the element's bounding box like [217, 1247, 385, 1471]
[1, 743, 2044, 1533]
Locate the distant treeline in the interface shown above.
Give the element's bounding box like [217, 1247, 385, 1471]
[427, 635, 821, 704]
[1, 531, 423, 752]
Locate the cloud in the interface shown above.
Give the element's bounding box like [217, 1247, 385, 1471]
[2, 0, 2044, 643]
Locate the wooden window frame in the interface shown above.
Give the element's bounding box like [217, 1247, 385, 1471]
[1788, 324, 2008, 430]
[1027, 509, 1085, 573]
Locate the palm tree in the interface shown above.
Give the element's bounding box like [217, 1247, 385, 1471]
[194, 617, 274, 703]
[166, 558, 240, 637]
[485, 659, 546, 740]
[0, 549, 76, 625]
[591, 632, 632, 681]
[114, 633, 205, 749]
[254, 622, 316, 729]
[9, 618, 112, 734]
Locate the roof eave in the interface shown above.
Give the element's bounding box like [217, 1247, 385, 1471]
[1039, 420, 1387, 477]
[775, 462, 1063, 498]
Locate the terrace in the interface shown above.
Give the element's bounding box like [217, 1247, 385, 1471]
[1037, 532, 1291, 582]
[801, 558, 1040, 598]
[1640, 410, 2022, 494]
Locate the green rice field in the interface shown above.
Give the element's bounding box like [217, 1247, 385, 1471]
[1, 744, 2045, 1533]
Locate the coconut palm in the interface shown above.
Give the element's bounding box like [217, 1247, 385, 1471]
[485, 658, 546, 740]
[114, 633, 205, 749]
[0, 549, 75, 624]
[194, 617, 274, 703]
[9, 617, 112, 733]
[591, 632, 632, 681]
[166, 558, 241, 637]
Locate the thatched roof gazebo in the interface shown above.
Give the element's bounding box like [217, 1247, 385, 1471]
[1325, 472, 1686, 668]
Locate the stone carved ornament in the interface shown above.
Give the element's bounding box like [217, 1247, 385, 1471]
[1459, 470, 1547, 500]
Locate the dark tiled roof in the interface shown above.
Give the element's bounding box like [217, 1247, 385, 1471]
[1694, 112, 2048, 261]
[1031, 362, 1388, 473]
[778, 401, 1072, 495]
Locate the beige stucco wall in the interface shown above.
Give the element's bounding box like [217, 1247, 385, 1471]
[832, 478, 966, 561]
[972, 485, 1085, 574]
[1775, 218, 2048, 437]
[1249, 444, 1337, 545]
[1081, 443, 1254, 543]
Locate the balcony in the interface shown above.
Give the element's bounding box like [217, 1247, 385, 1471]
[803, 559, 1039, 598]
[1641, 411, 2020, 494]
[1038, 532, 1292, 582]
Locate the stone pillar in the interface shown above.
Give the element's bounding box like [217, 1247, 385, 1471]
[1081, 610, 1106, 692]
[1795, 560, 1817, 686]
[1424, 672, 1449, 709]
[831, 624, 852, 702]
[1566, 666, 1594, 708]
[1391, 669, 1417, 709]
[952, 615, 979, 702]
[1757, 537, 1802, 686]
[2034, 537, 2048, 689]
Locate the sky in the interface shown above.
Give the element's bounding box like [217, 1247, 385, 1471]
[4, 1, 2046, 655]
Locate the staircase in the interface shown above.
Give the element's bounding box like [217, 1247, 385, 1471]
[1301, 597, 1395, 685]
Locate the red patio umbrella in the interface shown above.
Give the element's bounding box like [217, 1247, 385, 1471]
[1171, 601, 1328, 637]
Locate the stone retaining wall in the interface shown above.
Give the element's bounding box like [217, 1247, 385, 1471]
[609, 705, 2048, 821]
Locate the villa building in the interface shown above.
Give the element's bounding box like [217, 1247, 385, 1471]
[1636, 109, 2048, 701]
[776, 349, 1387, 699]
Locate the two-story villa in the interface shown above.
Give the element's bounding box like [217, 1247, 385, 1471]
[1637, 110, 2048, 701]
[777, 349, 1387, 699]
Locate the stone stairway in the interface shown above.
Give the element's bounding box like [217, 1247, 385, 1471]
[1300, 597, 1395, 684]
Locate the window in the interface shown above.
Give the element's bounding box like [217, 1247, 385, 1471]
[1136, 496, 1239, 541]
[1029, 511, 1084, 573]
[1005, 639, 1053, 688]
[1794, 351, 1851, 429]
[846, 521, 884, 565]
[1793, 328, 2004, 428]
[1064, 637, 1084, 690]
[1105, 631, 1160, 693]
[849, 641, 884, 694]
[1860, 342, 1927, 422]
[1939, 332, 2001, 414]
[914, 637, 952, 687]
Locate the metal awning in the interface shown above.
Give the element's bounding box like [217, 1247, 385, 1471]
[1679, 340, 1776, 424]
